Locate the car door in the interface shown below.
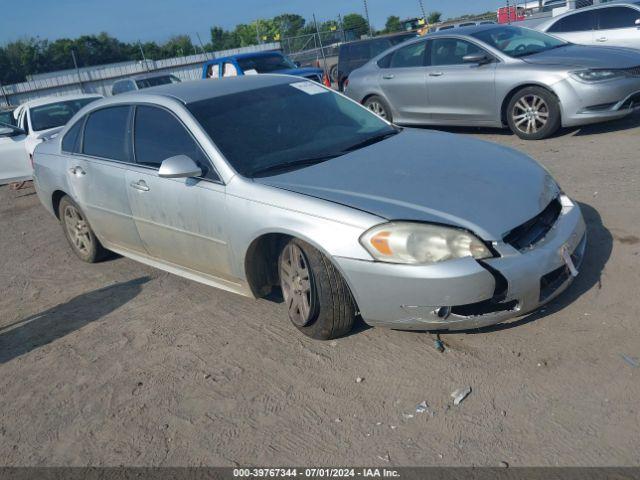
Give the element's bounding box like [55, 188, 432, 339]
[0, 120, 29, 184]
[68, 105, 146, 253]
[425, 38, 497, 124]
[377, 40, 430, 123]
[125, 104, 232, 279]
[594, 6, 640, 49]
[546, 10, 597, 45]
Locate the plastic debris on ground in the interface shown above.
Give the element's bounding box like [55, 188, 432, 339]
[621, 354, 639, 368]
[451, 386, 472, 406]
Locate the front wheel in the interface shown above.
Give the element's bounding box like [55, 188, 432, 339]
[364, 95, 393, 123]
[507, 87, 561, 140]
[278, 239, 356, 340]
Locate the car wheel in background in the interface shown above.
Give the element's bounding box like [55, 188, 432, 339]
[59, 195, 107, 263]
[507, 86, 561, 140]
[329, 64, 339, 84]
[364, 95, 393, 123]
[278, 238, 356, 340]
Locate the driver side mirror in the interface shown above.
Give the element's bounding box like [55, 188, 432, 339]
[463, 53, 491, 65]
[0, 125, 26, 137]
[158, 155, 202, 179]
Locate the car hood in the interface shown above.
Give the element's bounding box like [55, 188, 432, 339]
[274, 67, 324, 77]
[521, 44, 640, 68]
[255, 129, 560, 241]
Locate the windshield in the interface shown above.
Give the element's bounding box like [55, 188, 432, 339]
[471, 26, 567, 58]
[30, 97, 100, 132]
[187, 82, 397, 178]
[236, 54, 297, 73]
[0, 110, 15, 126]
[135, 75, 181, 89]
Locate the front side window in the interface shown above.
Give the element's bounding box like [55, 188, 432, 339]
[207, 63, 220, 79]
[429, 39, 484, 66]
[390, 41, 427, 68]
[548, 10, 596, 32]
[597, 7, 640, 30]
[187, 81, 397, 178]
[471, 26, 567, 58]
[133, 105, 210, 175]
[83, 106, 132, 162]
[30, 97, 100, 132]
[61, 117, 84, 153]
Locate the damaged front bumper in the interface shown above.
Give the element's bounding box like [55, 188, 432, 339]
[334, 195, 586, 331]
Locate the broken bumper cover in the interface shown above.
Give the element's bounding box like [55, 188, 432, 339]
[334, 196, 586, 331]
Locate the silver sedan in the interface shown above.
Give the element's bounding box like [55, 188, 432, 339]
[345, 24, 640, 140]
[33, 75, 585, 339]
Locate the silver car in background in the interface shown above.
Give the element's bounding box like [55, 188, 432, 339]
[345, 24, 640, 140]
[33, 75, 585, 340]
[536, 2, 640, 50]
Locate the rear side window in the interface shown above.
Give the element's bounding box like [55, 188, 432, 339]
[133, 106, 210, 174]
[61, 118, 84, 153]
[548, 10, 596, 32]
[83, 106, 132, 162]
[597, 7, 640, 30]
[390, 41, 427, 68]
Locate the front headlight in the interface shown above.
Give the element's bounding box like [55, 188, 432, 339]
[360, 222, 493, 265]
[571, 69, 626, 83]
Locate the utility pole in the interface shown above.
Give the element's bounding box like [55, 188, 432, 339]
[138, 41, 150, 71]
[418, 0, 427, 20]
[313, 14, 329, 79]
[363, 0, 373, 37]
[196, 32, 211, 59]
[338, 14, 346, 42]
[71, 49, 85, 93]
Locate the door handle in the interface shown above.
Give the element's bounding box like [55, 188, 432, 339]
[596, 37, 607, 42]
[69, 166, 86, 176]
[429, 72, 444, 77]
[382, 74, 395, 80]
[130, 180, 150, 192]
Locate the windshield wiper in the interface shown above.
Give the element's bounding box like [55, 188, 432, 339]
[340, 129, 400, 154]
[250, 153, 341, 177]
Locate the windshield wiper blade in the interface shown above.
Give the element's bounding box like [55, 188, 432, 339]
[250, 154, 341, 177]
[340, 130, 399, 154]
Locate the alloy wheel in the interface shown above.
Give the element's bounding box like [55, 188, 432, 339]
[279, 243, 315, 327]
[63, 205, 93, 255]
[367, 101, 387, 119]
[512, 94, 550, 135]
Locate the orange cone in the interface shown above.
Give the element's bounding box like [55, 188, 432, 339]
[323, 73, 331, 88]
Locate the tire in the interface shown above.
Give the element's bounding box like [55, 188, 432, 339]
[58, 195, 107, 263]
[278, 238, 356, 340]
[363, 95, 393, 123]
[507, 86, 561, 140]
[329, 64, 338, 84]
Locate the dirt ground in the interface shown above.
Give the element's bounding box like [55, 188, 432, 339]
[1, 114, 639, 467]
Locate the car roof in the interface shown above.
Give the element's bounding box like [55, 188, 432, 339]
[109, 74, 298, 105]
[425, 23, 507, 38]
[204, 50, 282, 64]
[340, 32, 418, 47]
[120, 72, 179, 82]
[16, 93, 102, 111]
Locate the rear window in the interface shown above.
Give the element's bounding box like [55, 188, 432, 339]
[30, 97, 100, 132]
[135, 75, 181, 90]
[83, 106, 132, 162]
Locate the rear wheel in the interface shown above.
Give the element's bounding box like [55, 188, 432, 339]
[59, 196, 107, 263]
[507, 86, 560, 140]
[278, 239, 356, 340]
[364, 95, 393, 123]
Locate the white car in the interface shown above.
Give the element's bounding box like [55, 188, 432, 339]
[537, 2, 640, 49]
[0, 94, 101, 185]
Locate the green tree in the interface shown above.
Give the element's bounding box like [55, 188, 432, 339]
[384, 15, 402, 33]
[342, 13, 369, 38]
[427, 11, 442, 24]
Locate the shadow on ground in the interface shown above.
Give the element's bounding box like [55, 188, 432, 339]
[0, 277, 151, 364]
[426, 111, 640, 139]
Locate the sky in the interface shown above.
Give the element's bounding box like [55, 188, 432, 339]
[0, 0, 509, 45]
